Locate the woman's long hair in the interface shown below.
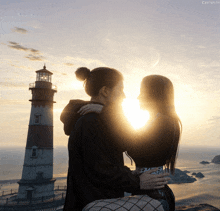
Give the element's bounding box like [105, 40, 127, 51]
[141, 75, 182, 175]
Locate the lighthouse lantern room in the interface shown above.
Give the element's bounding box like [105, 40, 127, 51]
[17, 65, 57, 201]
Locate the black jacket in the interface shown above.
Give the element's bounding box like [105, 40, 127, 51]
[99, 103, 179, 168]
[99, 103, 177, 211]
[60, 100, 140, 211]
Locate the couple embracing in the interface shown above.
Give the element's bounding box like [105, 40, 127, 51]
[60, 67, 182, 211]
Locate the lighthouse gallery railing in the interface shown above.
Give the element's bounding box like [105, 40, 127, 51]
[29, 83, 57, 91]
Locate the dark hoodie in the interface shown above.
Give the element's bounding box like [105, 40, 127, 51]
[60, 100, 140, 211]
[60, 99, 99, 136]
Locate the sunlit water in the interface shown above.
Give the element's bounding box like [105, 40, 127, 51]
[0, 146, 220, 208]
[169, 147, 220, 208]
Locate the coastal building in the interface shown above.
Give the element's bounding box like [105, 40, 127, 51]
[17, 65, 57, 201]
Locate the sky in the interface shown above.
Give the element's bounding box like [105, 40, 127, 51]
[0, 0, 220, 148]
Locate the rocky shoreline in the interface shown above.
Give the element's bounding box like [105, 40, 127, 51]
[168, 168, 197, 184]
[211, 155, 220, 164]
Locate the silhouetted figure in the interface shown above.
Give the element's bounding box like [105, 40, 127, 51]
[80, 75, 182, 211]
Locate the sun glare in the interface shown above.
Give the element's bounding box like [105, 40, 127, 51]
[122, 98, 150, 130]
[71, 80, 83, 90]
[53, 108, 63, 113]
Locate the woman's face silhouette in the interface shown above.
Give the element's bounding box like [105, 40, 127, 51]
[138, 75, 174, 113]
[137, 83, 151, 110]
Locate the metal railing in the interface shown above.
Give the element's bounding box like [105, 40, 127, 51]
[54, 186, 66, 191]
[52, 85, 57, 91]
[0, 190, 66, 207]
[0, 189, 18, 197]
[0, 186, 66, 197]
[29, 83, 57, 91]
[29, 83, 35, 88]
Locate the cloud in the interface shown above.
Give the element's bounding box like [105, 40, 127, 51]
[7, 41, 45, 61]
[8, 42, 18, 45]
[25, 54, 45, 61]
[47, 70, 67, 76]
[8, 42, 29, 51]
[0, 81, 27, 88]
[29, 48, 39, 53]
[10, 63, 31, 70]
[12, 27, 28, 34]
[63, 56, 106, 68]
[0, 99, 28, 106]
[197, 45, 206, 49]
[199, 61, 220, 68]
[208, 116, 220, 122]
[64, 63, 74, 66]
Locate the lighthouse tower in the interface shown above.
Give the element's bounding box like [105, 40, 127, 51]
[17, 65, 57, 201]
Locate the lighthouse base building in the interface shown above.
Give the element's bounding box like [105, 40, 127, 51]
[17, 148, 56, 200]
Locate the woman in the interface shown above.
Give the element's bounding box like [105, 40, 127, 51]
[61, 68, 170, 211]
[79, 75, 182, 211]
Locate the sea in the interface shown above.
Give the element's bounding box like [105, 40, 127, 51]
[0, 146, 220, 209]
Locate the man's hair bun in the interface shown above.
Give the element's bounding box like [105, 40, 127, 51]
[75, 67, 90, 81]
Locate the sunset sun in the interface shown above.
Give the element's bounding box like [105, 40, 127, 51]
[122, 98, 150, 130]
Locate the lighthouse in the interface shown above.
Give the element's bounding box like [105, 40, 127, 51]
[17, 65, 57, 201]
